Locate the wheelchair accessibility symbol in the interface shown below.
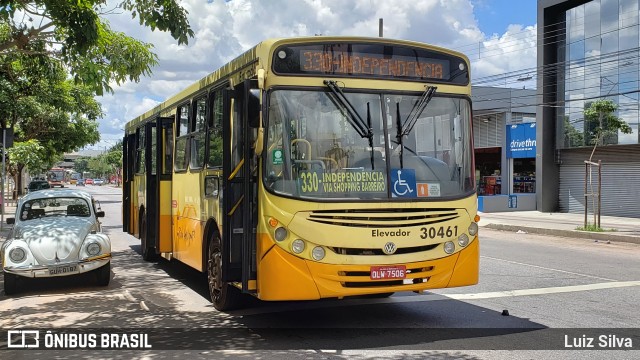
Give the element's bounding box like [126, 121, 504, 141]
[391, 169, 417, 198]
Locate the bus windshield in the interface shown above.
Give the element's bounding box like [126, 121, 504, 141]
[264, 89, 474, 200]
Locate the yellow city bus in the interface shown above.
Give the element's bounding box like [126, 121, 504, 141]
[122, 36, 479, 310]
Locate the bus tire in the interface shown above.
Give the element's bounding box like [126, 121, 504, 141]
[140, 218, 158, 262]
[207, 232, 242, 311]
[3, 272, 18, 295]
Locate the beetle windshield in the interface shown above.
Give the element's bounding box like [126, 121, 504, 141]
[20, 197, 92, 220]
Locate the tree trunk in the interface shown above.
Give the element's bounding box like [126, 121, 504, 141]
[16, 164, 24, 197]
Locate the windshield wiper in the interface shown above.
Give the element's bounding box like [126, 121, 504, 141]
[394, 86, 437, 168]
[399, 86, 437, 138]
[324, 80, 376, 169]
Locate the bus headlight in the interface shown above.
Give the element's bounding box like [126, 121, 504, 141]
[9, 247, 27, 263]
[458, 233, 470, 247]
[291, 239, 305, 254]
[87, 242, 101, 256]
[274, 227, 288, 241]
[468, 222, 478, 236]
[443, 241, 455, 254]
[311, 246, 325, 261]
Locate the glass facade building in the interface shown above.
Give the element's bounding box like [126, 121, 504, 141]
[538, 0, 640, 217]
[561, 0, 640, 148]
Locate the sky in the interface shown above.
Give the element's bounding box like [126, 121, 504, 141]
[89, 0, 538, 151]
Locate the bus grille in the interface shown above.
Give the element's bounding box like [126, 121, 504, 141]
[307, 208, 459, 228]
[329, 244, 439, 256]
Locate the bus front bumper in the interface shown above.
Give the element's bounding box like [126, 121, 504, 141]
[257, 237, 478, 301]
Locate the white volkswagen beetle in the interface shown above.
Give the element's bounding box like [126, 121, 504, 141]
[2, 189, 111, 295]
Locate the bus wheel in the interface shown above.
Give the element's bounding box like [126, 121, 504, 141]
[140, 218, 158, 262]
[207, 233, 241, 311]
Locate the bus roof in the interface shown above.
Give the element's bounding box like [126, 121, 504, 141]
[124, 36, 469, 132]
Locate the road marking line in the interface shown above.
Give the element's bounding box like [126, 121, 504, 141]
[481, 255, 618, 282]
[140, 301, 150, 311]
[440, 281, 640, 300]
[232, 281, 640, 316]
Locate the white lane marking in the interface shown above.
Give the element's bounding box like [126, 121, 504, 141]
[481, 255, 619, 282]
[140, 301, 150, 311]
[440, 281, 640, 300]
[231, 281, 640, 316]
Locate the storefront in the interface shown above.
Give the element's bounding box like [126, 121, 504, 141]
[472, 86, 537, 212]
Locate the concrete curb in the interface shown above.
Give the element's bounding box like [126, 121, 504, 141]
[483, 223, 640, 245]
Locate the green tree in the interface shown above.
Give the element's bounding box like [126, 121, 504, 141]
[88, 154, 111, 177]
[73, 156, 91, 175]
[582, 99, 633, 229]
[584, 99, 632, 161]
[0, 0, 194, 95]
[5, 139, 47, 196]
[0, 52, 102, 192]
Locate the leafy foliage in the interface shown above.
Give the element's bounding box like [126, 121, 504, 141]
[6, 139, 47, 174]
[0, 0, 194, 95]
[584, 99, 632, 151]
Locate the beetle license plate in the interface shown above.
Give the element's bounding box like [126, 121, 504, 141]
[48, 265, 78, 275]
[370, 265, 406, 280]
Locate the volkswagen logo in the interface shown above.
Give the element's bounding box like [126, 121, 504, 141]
[382, 242, 397, 255]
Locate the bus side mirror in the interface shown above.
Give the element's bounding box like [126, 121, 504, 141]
[247, 88, 260, 128]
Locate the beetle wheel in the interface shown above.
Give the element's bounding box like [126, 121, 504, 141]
[3, 272, 18, 295]
[96, 262, 111, 286]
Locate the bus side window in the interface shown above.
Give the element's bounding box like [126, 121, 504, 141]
[190, 96, 207, 170]
[207, 90, 223, 168]
[175, 104, 190, 171]
[136, 127, 145, 174]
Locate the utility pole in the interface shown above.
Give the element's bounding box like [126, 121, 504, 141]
[1, 127, 6, 228]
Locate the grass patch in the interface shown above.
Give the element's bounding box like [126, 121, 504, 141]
[575, 223, 618, 232]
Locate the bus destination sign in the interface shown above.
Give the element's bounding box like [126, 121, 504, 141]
[273, 43, 468, 84]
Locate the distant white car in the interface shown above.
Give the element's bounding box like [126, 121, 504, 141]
[93, 179, 105, 186]
[2, 189, 111, 295]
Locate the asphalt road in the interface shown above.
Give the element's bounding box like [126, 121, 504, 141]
[1, 185, 639, 359]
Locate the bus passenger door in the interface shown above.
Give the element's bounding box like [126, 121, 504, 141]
[123, 133, 136, 233]
[222, 80, 259, 292]
[141, 121, 159, 261]
[156, 117, 174, 253]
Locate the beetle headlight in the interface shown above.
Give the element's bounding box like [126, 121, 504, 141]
[9, 247, 27, 263]
[87, 242, 101, 256]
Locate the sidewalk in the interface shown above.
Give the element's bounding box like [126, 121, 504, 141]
[0, 202, 17, 240]
[479, 211, 640, 244]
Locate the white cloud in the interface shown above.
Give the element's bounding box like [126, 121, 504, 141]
[90, 0, 537, 150]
